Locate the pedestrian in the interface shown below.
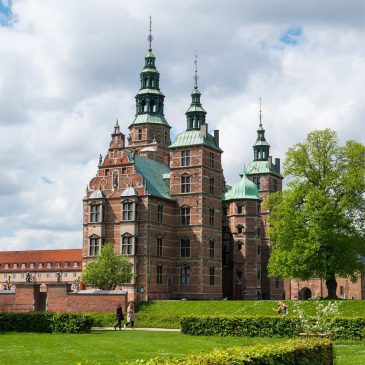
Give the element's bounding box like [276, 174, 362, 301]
[114, 304, 124, 330]
[125, 301, 135, 328]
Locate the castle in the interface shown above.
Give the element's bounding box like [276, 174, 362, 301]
[82, 35, 285, 301]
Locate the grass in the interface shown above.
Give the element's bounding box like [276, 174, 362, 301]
[89, 300, 365, 328]
[0, 331, 363, 365]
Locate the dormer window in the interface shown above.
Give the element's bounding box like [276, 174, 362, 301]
[47, 262, 52, 268]
[38, 263, 43, 268]
[13, 263, 18, 269]
[21, 263, 26, 269]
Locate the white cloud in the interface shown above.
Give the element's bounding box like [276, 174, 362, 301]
[0, 0, 364, 250]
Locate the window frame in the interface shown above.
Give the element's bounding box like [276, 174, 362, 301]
[121, 234, 134, 255]
[209, 177, 214, 195]
[209, 267, 215, 285]
[181, 174, 191, 193]
[90, 203, 101, 223]
[209, 208, 215, 226]
[180, 265, 191, 285]
[89, 236, 101, 256]
[157, 204, 163, 223]
[180, 238, 191, 258]
[122, 201, 134, 221]
[209, 240, 215, 258]
[181, 206, 191, 225]
[209, 152, 215, 168]
[157, 265, 163, 284]
[156, 237, 163, 257]
[181, 150, 190, 167]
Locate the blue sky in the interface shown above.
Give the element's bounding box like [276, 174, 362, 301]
[0, 0, 364, 250]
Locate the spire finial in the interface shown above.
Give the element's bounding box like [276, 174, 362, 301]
[147, 14, 153, 50]
[259, 97, 262, 127]
[193, 53, 199, 88]
[114, 118, 120, 134]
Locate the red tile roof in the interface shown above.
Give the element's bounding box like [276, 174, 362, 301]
[0, 249, 82, 271]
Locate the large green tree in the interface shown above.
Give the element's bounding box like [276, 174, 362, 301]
[81, 244, 133, 290]
[266, 129, 365, 298]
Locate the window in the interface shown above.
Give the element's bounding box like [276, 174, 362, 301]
[181, 150, 190, 166]
[257, 228, 261, 237]
[253, 177, 261, 190]
[65, 262, 70, 268]
[157, 265, 163, 284]
[180, 238, 191, 258]
[157, 237, 163, 257]
[122, 235, 133, 255]
[5, 263, 9, 269]
[209, 208, 215, 226]
[164, 130, 168, 144]
[237, 225, 243, 234]
[89, 236, 100, 256]
[55, 262, 61, 268]
[257, 244, 261, 255]
[90, 204, 101, 223]
[209, 240, 215, 258]
[113, 171, 119, 190]
[237, 242, 242, 251]
[64, 272, 68, 278]
[13, 263, 18, 269]
[273, 179, 278, 192]
[138, 128, 142, 140]
[209, 178, 214, 195]
[256, 203, 261, 216]
[13, 273, 16, 279]
[209, 267, 215, 285]
[157, 205, 163, 223]
[47, 262, 51, 268]
[122, 201, 134, 221]
[46, 273, 50, 278]
[180, 265, 191, 284]
[38, 263, 43, 268]
[73, 262, 79, 268]
[181, 174, 191, 193]
[37, 273, 41, 278]
[181, 206, 190, 225]
[223, 205, 228, 216]
[21, 273, 25, 278]
[30, 263, 34, 269]
[257, 267, 261, 280]
[209, 152, 215, 168]
[73, 273, 77, 277]
[21, 263, 26, 269]
[237, 205, 243, 214]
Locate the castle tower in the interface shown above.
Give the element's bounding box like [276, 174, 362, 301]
[222, 171, 262, 299]
[245, 100, 284, 299]
[128, 17, 171, 165]
[168, 57, 224, 299]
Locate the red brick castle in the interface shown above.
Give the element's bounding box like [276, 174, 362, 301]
[82, 37, 284, 301]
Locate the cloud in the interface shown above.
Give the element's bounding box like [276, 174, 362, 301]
[0, 0, 364, 250]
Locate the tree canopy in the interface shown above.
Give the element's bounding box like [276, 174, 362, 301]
[266, 129, 365, 298]
[81, 243, 133, 290]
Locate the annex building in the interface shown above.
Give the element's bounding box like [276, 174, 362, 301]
[82, 38, 285, 301]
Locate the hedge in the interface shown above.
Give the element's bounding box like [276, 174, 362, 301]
[0, 312, 93, 333]
[180, 315, 365, 340]
[126, 338, 333, 365]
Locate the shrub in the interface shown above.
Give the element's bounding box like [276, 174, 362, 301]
[0, 312, 93, 333]
[180, 315, 365, 340]
[126, 338, 333, 365]
[84, 312, 115, 327]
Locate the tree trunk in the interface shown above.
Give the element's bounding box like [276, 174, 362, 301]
[325, 274, 338, 299]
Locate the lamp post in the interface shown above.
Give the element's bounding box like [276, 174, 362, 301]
[140, 286, 145, 301]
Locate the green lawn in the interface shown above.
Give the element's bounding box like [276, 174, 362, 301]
[106, 300, 365, 328]
[0, 331, 363, 365]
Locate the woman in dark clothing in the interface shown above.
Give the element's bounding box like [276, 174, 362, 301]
[114, 304, 124, 330]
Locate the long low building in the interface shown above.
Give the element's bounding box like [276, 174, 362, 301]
[0, 249, 82, 286]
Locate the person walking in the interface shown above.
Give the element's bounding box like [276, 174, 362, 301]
[125, 301, 135, 328]
[114, 304, 124, 330]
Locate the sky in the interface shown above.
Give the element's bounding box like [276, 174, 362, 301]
[0, 0, 364, 251]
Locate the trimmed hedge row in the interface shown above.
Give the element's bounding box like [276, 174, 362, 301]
[127, 339, 333, 365]
[0, 312, 93, 333]
[180, 315, 365, 340]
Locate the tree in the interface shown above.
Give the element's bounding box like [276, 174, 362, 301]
[266, 129, 365, 298]
[81, 244, 133, 290]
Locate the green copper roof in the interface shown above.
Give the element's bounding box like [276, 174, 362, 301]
[169, 130, 221, 151]
[130, 114, 171, 127]
[137, 88, 164, 95]
[253, 139, 270, 147]
[131, 153, 173, 200]
[145, 49, 155, 59]
[223, 172, 260, 201]
[186, 105, 206, 113]
[245, 160, 282, 177]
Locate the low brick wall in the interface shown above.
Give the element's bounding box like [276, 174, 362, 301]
[0, 283, 128, 313]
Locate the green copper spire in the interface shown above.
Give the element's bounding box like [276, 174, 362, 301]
[130, 16, 170, 127]
[223, 169, 260, 201]
[253, 98, 270, 161]
[185, 55, 207, 131]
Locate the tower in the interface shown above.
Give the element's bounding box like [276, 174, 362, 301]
[128, 16, 171, 165]
[245, 100, 284, 299]
[168, 57, 224, 299]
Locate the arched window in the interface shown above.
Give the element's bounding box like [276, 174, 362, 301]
[180, 265, 191, 285]
[121, 233, 133, 255]
[89, 234, 101, 256]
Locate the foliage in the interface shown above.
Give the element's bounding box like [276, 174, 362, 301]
[126, 339, 333, 365]
[0, 312, 93, 333]
[81, 243, 133, 290]
[180, 315, 365, 340]
[265, 129, 365, 298]
[293, 299, 340, 335]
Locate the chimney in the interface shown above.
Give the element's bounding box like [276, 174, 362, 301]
[200, 123, 208, 139]
[268, 156, 272, 168]
[275, 158, 281, 173]
[214, 130, 220, 147]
